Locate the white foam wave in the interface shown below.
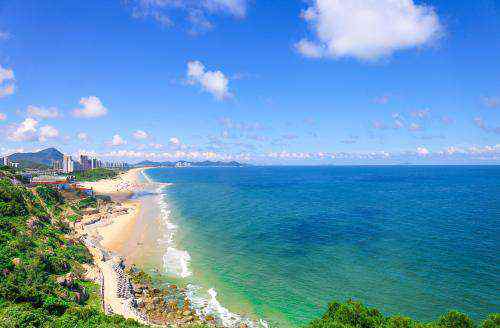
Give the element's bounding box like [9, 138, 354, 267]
[151, 174, 268, 327]
[186, 285, 269, 328]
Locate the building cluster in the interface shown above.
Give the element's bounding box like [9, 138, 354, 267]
[1, 156, 20, 168]
[2, 152, 129, 174]
[50, 155, 128, 173]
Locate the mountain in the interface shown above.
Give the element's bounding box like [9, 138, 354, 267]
[8, 147, 63, 168]
[133, 160, 247, 167]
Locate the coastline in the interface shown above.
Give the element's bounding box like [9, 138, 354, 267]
[77, 167, 150, 324]
[79, 167, 265, 328]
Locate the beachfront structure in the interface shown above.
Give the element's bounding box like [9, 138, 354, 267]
[63, 154, 74, 173]
[31, 175, 69, 189]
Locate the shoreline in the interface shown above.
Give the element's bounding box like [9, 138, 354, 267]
[79, 167, 264, 328]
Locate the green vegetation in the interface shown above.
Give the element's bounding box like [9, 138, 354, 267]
[306, 299, 499, 328]
[0, 171, 149, 327]
[74, 168, 119, 182]
[76, 196, 97, 210]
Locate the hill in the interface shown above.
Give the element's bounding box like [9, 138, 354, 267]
[8, 147, 63, 168]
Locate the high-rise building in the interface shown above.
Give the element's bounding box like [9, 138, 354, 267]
[63, 154, 74, 173]
[1, 156, 10, 166]
[52, 160, 62, 172]
[80, 155, 92, 171]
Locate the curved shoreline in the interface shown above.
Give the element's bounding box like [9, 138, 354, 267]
[80, 167, 267, 327]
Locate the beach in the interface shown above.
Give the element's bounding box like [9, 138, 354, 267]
[76, 167, 214, 327]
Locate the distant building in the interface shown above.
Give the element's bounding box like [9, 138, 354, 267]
[63, 154, 74, 173]
[52, 160, 63, 172]
[80, 155, 92, 171]
[175, 161, 191, 168]
[1, 156, 10, 166]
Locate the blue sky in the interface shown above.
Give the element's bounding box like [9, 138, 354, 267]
[0, 0, 499, 164]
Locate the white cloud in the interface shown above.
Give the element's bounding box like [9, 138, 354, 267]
[128, 0, 248, 33]
[187, 61, 231, 100]
[169, 137, 181, 146]
[0, 112, 6, 121]
[0, 65, 15, 98]
[77, 132, 89, 142]
[296, 0, 442, 61]
[7, 118, 39, 142]
[38, 125, 59, 142]
[27, 105, 61, 119]
[73, 96, 108, 118]
[133, 130, 149, 140]
[408, 123, 423, 131]
[417, 146, 429, 156]
[0, 65, 14, 84]
[110, 134, 126, 147]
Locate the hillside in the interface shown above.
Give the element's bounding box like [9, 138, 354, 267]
[8, 147, 63, 168]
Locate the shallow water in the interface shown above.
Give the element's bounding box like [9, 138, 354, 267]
[145, 166, 500, 327]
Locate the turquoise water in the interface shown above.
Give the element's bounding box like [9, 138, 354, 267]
[146, 166, 499, 327]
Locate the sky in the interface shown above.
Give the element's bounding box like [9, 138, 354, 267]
[0, 0, 499, 165]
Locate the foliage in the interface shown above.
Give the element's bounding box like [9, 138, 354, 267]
[306, 299, 498, 328]
[77, 197, 97, 210]
[74, 168, 118, 182]
[0, 177, 146, 327]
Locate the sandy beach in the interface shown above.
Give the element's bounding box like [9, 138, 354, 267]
[78, 168, 151, 324]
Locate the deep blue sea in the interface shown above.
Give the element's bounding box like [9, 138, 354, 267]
[146, 166, 500, 327]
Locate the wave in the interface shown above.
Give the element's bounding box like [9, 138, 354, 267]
[147, 170, 268, 328]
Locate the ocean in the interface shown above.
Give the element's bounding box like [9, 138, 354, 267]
[143, 165, 499, 327]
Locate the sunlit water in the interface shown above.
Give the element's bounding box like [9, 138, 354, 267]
[144, 166, 499, 327]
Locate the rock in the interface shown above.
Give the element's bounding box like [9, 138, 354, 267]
[11, 258, 21, 267]
[167, 299, 178, 311]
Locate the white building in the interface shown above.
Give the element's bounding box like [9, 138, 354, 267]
[1, 156, 10, 166]
[63, 154, 74, 173]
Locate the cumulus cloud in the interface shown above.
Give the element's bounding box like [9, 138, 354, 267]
[186, 61, 232, 100]
[295, 0, 442, 61]
[128, 0, 248, 34]
[38, 125, 59, 142]
[0, 65, 15, 98]
[27, 105, 61, 119]
[7, 118, 39, 142]
[109, 134, 126, 147]
[77, 132, 89, 142]
[169, 137, 181, 146]
[73, 96, 108, 118]
[0, 112, 6, 121]
[133, 130, 149, 140]
[417, 146, 429, 156]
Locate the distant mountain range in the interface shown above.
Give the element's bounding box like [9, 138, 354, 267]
[7, 148, 63, 169]
[134, 160, 247, 168]
[3, 148, 246, 169]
